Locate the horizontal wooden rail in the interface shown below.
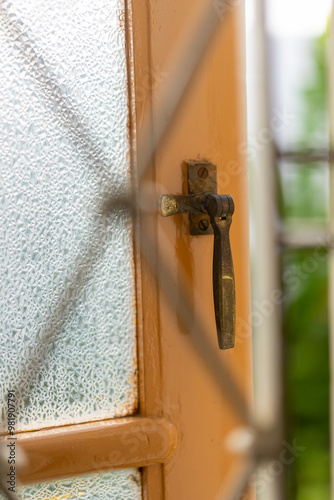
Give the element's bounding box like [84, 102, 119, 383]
[275, 148, 333, 163]
[279, 227, 331, 248]
[14, 417, 177, 484]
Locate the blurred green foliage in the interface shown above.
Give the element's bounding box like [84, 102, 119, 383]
[283, 249, 330, 500]
[281, 26, 330, 500]
[279, 163, 328, 224]
[298, 32, 328, 149]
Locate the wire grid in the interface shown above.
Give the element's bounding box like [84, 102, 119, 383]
[0, 0, 290, 498]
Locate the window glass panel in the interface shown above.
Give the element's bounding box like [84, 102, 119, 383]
[0, 469, 142, 500]
[0, 0, 137, 431]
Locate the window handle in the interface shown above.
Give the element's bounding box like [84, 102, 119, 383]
[159, 192, 235, 350]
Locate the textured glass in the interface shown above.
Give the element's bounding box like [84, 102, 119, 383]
[0, 0, 137, 430]
[0, 469, 142, 500]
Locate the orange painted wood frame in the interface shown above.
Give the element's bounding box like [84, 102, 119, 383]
[18, 417, 177, 485]
[7, 1, 252, 499]
[131, 0, 253, 498]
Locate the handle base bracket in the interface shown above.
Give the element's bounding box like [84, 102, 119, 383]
[187, 162, 217, 235]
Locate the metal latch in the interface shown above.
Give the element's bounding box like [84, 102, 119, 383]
[159, 162, 235, 350]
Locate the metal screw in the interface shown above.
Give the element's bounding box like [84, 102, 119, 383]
[197, 166, 208, 179]
[198, 219, 209, 231]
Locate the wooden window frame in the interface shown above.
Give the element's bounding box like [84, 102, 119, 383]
[7, 1, 253, 499]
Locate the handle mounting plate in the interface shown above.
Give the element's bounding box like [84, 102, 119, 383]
[186, 162, 217, 235]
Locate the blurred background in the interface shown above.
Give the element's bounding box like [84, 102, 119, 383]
[246, 1, 332, 498]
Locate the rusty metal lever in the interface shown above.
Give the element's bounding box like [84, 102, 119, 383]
[159, 192, 235, 350]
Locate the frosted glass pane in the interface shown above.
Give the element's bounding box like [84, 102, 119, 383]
[0, 469, 142, 500]
[0, 0, 137, 430]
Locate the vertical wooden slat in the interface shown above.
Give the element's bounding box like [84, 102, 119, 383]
[251, 0, 284, 499]
[148, 1, 253, 499]
[129, 1, 165, 498]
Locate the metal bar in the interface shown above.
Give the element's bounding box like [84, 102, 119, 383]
[0, 218, 253, 487]
[251, 0, 285, 498]
[0, 0, 249, 431]
[140, 227, 253, 426]
[1, 210, 132, 434]
[215, 459, 256, 500]
[0, 0, 231, 419]
[328, 3, 334, 498]
[0, 4, 116, 190]
[135, 0, 231, 185]
[0, 3, 257, 497]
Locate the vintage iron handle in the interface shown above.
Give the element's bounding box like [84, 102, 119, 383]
[159, 192, 235, 350]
